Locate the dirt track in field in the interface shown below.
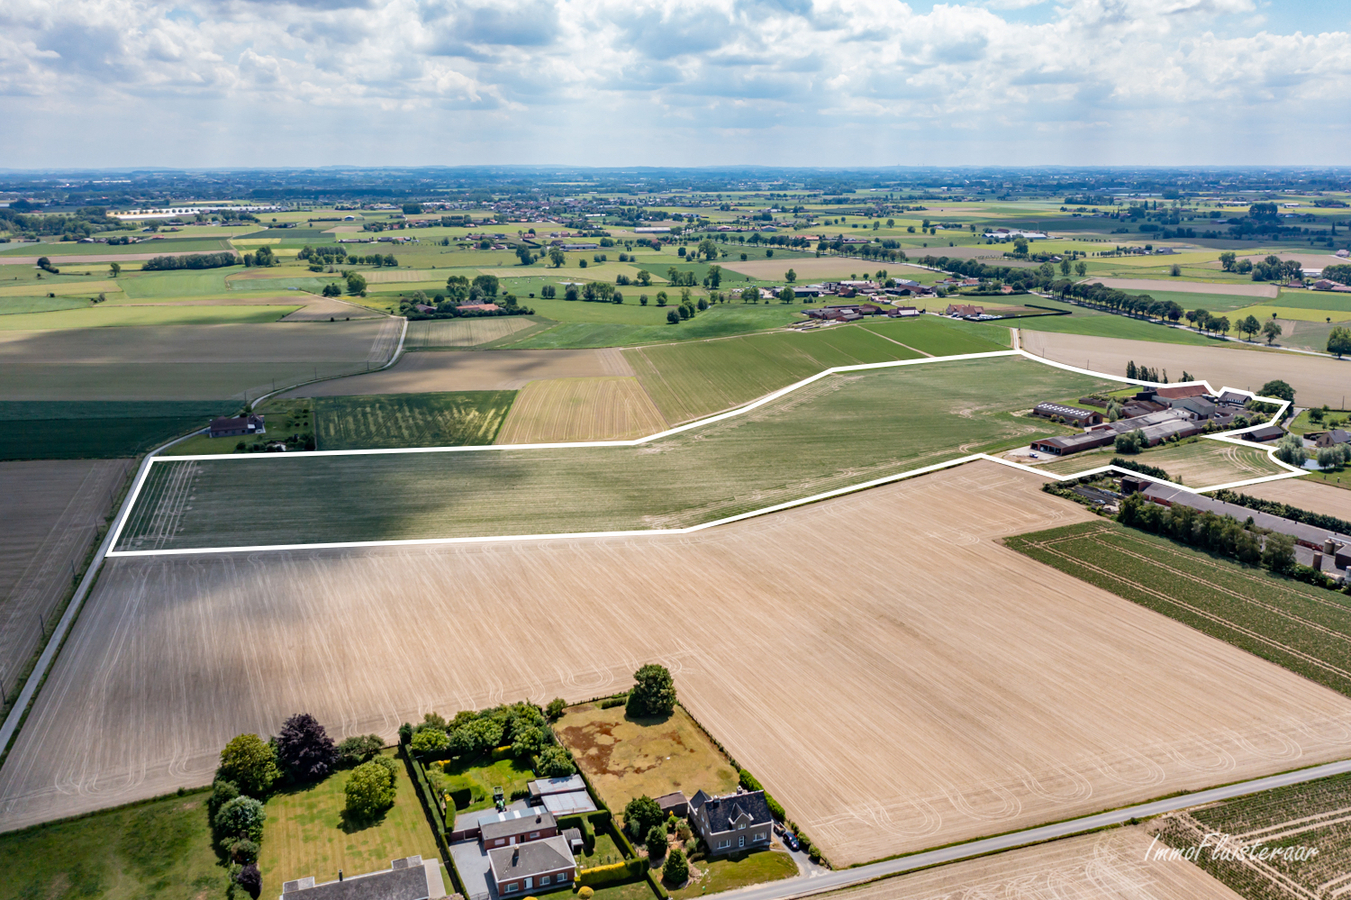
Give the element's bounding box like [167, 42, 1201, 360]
[282, 348, 632, 396]
[0, 459, 131, 697]
[1238, 477, 1351, 520]
[1019, 330, 1351, 408]
[7, 463, 1351, 862]
[496, 376, 668, 443]
[838, 827, 1242, 900]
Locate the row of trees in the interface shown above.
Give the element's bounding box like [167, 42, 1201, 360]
[403, 701, 576, 776]
[1118, 493, 1296, 573]
[143, 251, 239, 271]
[213, 715, 385, 897]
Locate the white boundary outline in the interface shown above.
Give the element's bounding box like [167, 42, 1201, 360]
[105, 348, 1308, 558]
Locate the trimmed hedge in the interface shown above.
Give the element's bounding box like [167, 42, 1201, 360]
[577, 859, 645, 886]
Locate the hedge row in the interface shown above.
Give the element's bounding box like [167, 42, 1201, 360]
[400, 747, 467, 897]
[577, 859, 645, 886]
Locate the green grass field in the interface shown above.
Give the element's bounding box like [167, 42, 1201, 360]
[861, 315, 1011, 356]
[509, 305, 810, 350]
[0, 789, 231, 900]
[668, 850, 798, 899]
[1036, 438, 1287, 485]
[427, 756, 536, 817]
[119, 269, 235, 299]
[115, 357, 1110, 550]
[259, 751, 439, 899]
[998, 299, 1222, 345]
[314, 391, 515, 450]
[0, 295, 91, 315]
[0, 400, 234, 460]
[1006, 521, 1351, 698]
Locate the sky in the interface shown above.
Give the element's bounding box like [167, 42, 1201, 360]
[1, 0, 1349, 169]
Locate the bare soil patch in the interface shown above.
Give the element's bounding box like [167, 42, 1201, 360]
[283, 348, 632, 396]
[6, 463, 1351, 869]
[1238, 477, 1351, 520]
[1018, 330, 1351, 408]
[838, 827, 1242, 900]
[0, 459, 131, 697]
[280, 297, 384, 322]
[1082, 278, 1279, 298]
[496, 376, 668, 443]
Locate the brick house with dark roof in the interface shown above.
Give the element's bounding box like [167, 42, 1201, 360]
[488, 835, 576, 896]
[689, 790, 773, 856]
[480, 809, 557, 849]
[208, 414, 264, 439]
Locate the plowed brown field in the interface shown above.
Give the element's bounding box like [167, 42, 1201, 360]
[496, 377, 668, 443]
[5, 462, 1351, 870]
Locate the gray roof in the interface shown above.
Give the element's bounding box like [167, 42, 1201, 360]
[1034, 402, 1098, 420]
[541, 790, 596, 816]
[488, 835, 575, 881]
[282, 858, 433, 900]
[1142, 484, 1351, 549]
[528, 775, 586, 797]
[692, 790, 773, 835]
[480, 809, 555, 842]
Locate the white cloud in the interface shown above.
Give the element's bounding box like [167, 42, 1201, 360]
[0, 0, 1346, 166]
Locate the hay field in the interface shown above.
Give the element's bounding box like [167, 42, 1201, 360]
[495, 377, 668, 443]
[0, 319, 398, 401]
[1036, 439, 1286, 485]
[281, 296, 384, 321]
[0, 279, 122, 298]
[405, 317, 534, 349]
[282, 348, 632, 396]
[11, 464, 1351, 866]
[723, 257, 891, 280]
[362, 268, 441, 283]
[0, 459, 131, 698]
[835, 827, 1242, 900]
[117, 357, 1109, 550]
[1239, 477, 1351, 520]
[1230, 303, 1351, 323]
[1018, 330, 1351, 408]
[1082, 278, 1279, 299]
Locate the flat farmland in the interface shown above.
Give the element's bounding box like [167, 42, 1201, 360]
[624, 326, 923, 423]
[496, 377, 667, 443]
[282, 347, 632, 396]
[116, 357, 1109, 550]
[11, 464, 1351, 869]
[1081, 277, 1279, 300]
[405, 317, 534, 348]
[1018, 330, 1351, 408]
[315, 391, 515, 449]
[722, 257, 891, 280]
[1239, 477, 1351, 520]
[1036, 438, 1287, 486]
[0, 400, 233, 459]
[834, 827, 1242, 900]
[861, 315, 1011, 357]
[1007, 521, 1351, 699]
[1154, 774, 1351, 900]
[0, 459, 131, 698]
[0, 319, 400, 401]
[0, 304, 300, 330]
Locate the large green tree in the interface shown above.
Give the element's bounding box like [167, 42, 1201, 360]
[219, 734, 279, 797]
[626, 664, 676, 717]
[1328, 326, 1351, 359]
[1258, 379, 1295, 403]
[345, 758, 398, 820]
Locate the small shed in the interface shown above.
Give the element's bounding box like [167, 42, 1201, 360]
[655, 791, 689, 818]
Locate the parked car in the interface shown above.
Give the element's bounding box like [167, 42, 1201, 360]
[783, 832, 800, 851]
[773, 823, 785, 837]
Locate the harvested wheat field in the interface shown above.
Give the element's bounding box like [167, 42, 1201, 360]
[7, 464, 1351, 864]
[723, 257, 889, 280]
[1036, 438, 1287, 486]
[284, 348, 632, 397]
[1082, 278, 1279, 299]
[1019, 330, 1351, 408]
[835, 827, 1242, 900]
[405, 317, 534, 349]
[1237, 477, 1351, 520]
[496, 377, 667, 443]
[280, 296, 384, 321]
[0, 459, 131, 698]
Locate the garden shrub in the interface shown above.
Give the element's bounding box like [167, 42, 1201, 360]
[599, 695, 627, 710]
[410, 728, 450, 755]
[218, 734, 279, 797]
[662, 850, 689, 887]
[336, 734, 385, 768]
[215, 796, 267, 843]
[646, 824, 668, 859]
[535, 745, 576, 777]
[277, 713, 337, 783]
[345, 758, 398, 820]
[235, 862, 262, 899]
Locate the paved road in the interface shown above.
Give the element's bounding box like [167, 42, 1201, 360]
[712, 756, 1351, 900]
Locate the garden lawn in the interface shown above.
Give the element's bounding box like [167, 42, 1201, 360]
[1006, 521, 1351, 698]
[555, 703, 739, 814]
[116, 357, 1112, 550]
[314, 391, 515, 450]
[587, 879, 660, 900]
[668, 849, 798, 899]
[0, 789, 231, 900]
[259, 751, 439, 899]
[427, 756, 536, 817]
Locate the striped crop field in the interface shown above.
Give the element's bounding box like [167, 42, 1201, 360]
[404, 317, 534, 348]
[314, 391, 516, 450]
[1006, 520, 1351, 698]
[496, 376, 668, 443]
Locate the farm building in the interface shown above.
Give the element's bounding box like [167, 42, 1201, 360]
[526, 774, 596, 816]
[1244, 425, 1286, 442]
[207, 414, 264, 439]
[1140, 483, 1351, 579]
[1030, 432, 1115, 456]
[689, 789, 773, 857]
[479, 808, 558, 849]
[945, 304, 985, 318]
[888, 306, 920, 317]
[488, 836, 576, 896]
[281, 856, 445, 900]
[1032, 402, 1103, 427]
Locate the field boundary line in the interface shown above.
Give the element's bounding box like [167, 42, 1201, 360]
[104, 350, 1310, 557]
